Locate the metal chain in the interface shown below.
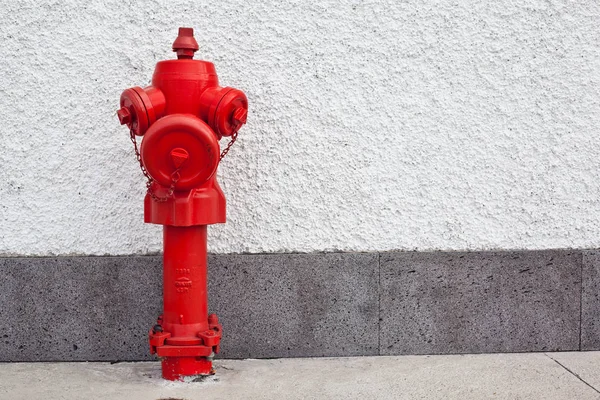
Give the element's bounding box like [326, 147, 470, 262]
[219, 130, 238, 161]
[129, 129, 179, 203]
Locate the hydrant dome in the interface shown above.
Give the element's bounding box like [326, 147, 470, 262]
[140, 114, 219, 191]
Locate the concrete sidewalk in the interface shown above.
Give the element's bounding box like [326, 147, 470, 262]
[1, 352, 600, 400]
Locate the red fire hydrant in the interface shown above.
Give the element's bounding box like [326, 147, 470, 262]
[117, 27, 248, 381]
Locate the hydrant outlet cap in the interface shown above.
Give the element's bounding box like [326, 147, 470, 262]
[140, 114, 219, 190]
[172, 27, 199, 59]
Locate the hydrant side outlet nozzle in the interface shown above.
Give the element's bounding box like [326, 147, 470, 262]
[117, 27, 248, 381]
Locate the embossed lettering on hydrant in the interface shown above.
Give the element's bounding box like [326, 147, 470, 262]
[175, 277, 193, 293]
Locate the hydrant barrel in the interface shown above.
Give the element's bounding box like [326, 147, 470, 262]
[162, 225, 209, 341]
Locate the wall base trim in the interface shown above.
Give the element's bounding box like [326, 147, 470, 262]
[0, 249, 597, 361]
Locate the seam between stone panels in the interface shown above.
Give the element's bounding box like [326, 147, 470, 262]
[377, 252, 382, 356]
[579, 251, 583, 351]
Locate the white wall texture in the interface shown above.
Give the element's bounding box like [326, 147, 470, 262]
[1, 0, 599, 256]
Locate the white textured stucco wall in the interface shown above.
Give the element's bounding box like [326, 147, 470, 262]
[1, 1, 599, 255]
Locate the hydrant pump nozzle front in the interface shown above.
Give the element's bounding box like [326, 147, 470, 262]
[117, 27, 248, 381]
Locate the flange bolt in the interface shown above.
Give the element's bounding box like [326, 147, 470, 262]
[208, 314, 219, 324]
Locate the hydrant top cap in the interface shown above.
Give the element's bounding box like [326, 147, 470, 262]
[172, 27, 199, 59]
